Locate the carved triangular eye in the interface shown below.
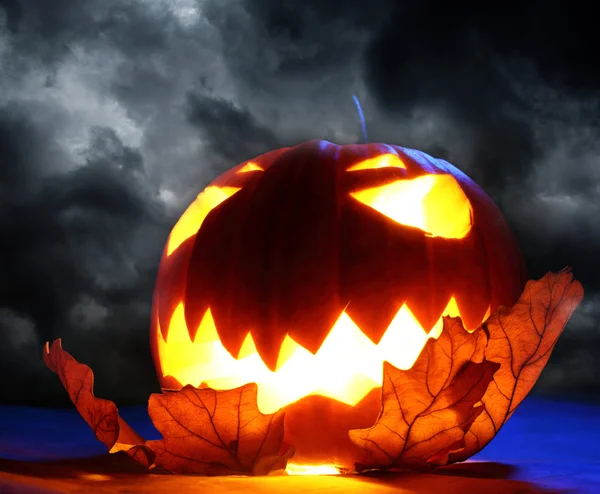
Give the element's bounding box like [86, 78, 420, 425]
[347, 154, 406, 171]
[350, 174, 473, 239]
[237, 162, 263, 173]
[166, 186, 241, 256]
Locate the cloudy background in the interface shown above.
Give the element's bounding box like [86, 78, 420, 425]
[1, 0, 598, 407]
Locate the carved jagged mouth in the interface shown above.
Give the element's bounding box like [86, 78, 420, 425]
[156, 297, 489, 414]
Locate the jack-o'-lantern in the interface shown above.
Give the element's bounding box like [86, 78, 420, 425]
[150, 140, 527, 470]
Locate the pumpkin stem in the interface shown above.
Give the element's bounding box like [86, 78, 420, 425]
[352, 94, 368, 143]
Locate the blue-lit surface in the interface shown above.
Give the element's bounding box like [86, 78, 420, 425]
[0, 397, 598, 492]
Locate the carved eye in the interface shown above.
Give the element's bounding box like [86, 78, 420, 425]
[237, 161, 263, 173]
[349, 173, 473, 239]
[347, 154, 407, 171]
[165, 161, 265, 257]
[166, 186, 241, 256]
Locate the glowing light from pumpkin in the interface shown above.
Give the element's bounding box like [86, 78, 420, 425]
[346, 153, 406, 171]
[166, 186, 241, 256]
[285, 463, 341, 475]
[156, 296, 488, 414]
[157, 167, 486, 415]
[350, 173, 473, 239]
[237, 161, 263, 173]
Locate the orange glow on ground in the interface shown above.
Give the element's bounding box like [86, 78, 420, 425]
[156, 298, 488, 415]
[285, 463, 341, 475]
[351, 174, 473, 239]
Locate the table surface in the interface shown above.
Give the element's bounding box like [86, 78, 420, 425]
[0, 396, 598, 493]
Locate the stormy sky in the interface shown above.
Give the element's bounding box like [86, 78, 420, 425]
[1, 0, 599, 407]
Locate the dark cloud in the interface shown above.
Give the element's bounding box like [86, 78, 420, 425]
[207, 0, 389, 85]
[0, 107, 168, 405]
[364, 6, 531, 196]
[186, 94, 281, 164]
[0, 0, 598, 406]
[359, 0, 600, 289]
[536, 294, 600, 397]
[0, 107, 46, 194]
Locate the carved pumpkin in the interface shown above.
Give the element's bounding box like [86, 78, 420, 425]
[150, 140, 527, 468]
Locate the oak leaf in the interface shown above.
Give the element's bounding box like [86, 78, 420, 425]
[43, 340, 292, 475]
[449, 269, 584, 462]
[43, 339, 145, 456]
[349, 318, 499, 471]
[145, 384, 293, 475]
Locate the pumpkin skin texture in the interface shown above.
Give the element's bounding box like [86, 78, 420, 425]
[150, 140, 526, 468]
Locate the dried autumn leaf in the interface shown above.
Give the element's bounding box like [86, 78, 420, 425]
[145, 384, 293, 475]
[450, 269, 584, 462]
[349, 319, 499, 471]
[43, 339, 145, 455]
[44, 340, 292, 475]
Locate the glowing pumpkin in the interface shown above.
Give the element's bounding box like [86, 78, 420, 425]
[150, 140, 526, 469]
